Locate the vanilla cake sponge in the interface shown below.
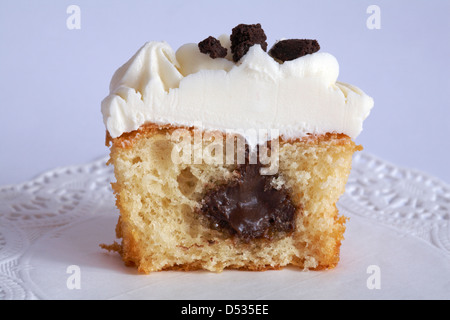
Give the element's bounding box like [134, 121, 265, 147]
[105, 125, 360, 272]
[100, 24, 374, 273]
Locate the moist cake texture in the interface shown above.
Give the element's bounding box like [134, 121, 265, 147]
[100, 24, 374, 273]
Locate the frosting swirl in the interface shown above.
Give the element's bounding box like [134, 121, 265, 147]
[101, 36, 374, 146]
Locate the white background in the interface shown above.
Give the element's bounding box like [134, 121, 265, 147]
[0, 0, 449, 186]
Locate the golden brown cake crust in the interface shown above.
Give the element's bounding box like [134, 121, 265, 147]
[106, 122, 362, 151]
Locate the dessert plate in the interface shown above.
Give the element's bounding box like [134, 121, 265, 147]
[1, 152, 449, 300]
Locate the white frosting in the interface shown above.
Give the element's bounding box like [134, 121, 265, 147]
[101, 37, 374, 146]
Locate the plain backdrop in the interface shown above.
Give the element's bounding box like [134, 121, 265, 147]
[0, 0, 449, 186]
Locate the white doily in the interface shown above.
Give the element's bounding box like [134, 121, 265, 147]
[1, 152, 449, 300]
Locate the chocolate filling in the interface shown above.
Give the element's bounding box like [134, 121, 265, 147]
[199, 149, 298, 241]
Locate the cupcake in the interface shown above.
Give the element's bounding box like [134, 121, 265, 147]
[100, 24, 374, 273]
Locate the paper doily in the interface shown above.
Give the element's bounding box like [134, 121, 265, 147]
[1, 152, 449, 300]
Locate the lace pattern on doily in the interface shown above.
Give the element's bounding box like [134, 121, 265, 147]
[0, 152, 449, 299]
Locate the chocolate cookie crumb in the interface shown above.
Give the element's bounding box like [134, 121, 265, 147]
[269, 39, 320, 62]
[230, 23, 268, 62]
[198, 36, 228, 59]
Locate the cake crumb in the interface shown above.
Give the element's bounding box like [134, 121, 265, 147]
[99, 241, 122, 254]
[269, 39, 320, 62]
[198, 36, 228, 59]
[230, 23, 268, 62]
[270, 175, 286, 190]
